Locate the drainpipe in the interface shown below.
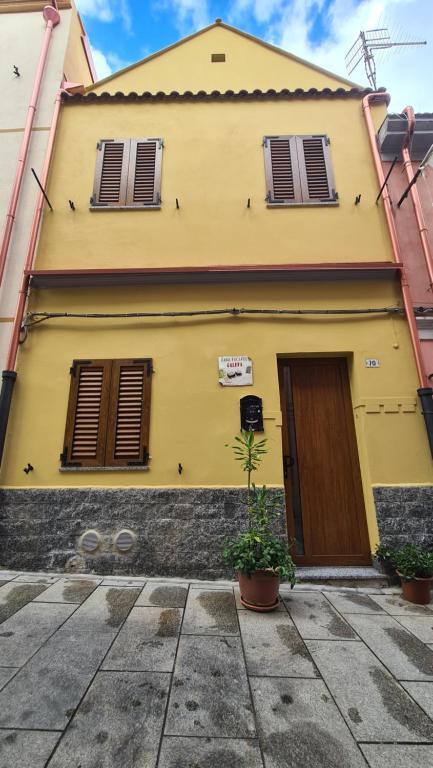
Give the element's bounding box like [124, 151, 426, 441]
[362, 93, 433, 456]
[401, 106, 433, 289]
[0, 82, 81, 466]
[0, 5, 61, 289]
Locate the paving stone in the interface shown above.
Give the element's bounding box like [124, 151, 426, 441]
[344, 613, 433, 680]
[0, 582, 48, 624]
[238, 610, 319, 677]
[0, 572, 19, 580]
[182, 589, 238, 635]
[34, 578, 99, 604]
[13, 574, 60, 584]
[251, 677, 367, 768]
[0, 582, 6, 589]
[0, 628, 114, 729]
[371, 594, 433, 616]
[0, 730, 59, 768]
[0, 602, 76, 666]
[401, 681, 433, 718]
[136, 582, 188, 608]
[324, 591, 385, 614]
[101, 578, 146, 587]
[158, 736, 264, 768]
[189, 580, 236, 590]
[0, 667, 18, 691]
[306, 639, 433, 741]
[283, 592, 358, 640]
[46, 671, 170, 768]
[102, 607, 182, 672]
[394, 615, 433, 643]
[360, 744, 433, 767]
[165, 635, 255, 738]
[61, 586, 140, 633]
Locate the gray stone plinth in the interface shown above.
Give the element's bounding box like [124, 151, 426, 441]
[374, 485, 433, 549]
[0, 487, 287, 578]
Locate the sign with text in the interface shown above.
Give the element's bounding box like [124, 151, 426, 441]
[218, 356, 253, 386]
[365, 358, 381, 368]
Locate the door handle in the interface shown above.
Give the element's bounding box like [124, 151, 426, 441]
[283, 455, 295, 477]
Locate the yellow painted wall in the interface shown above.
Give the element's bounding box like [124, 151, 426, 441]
[1, 281, 432, 549]
[36, 97, 391, 270]
[63, 5, 94, 87]
[90, 24, 356, 94]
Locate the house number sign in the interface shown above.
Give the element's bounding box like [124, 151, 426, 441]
[365, 358, 380, 368]
[218, 356, 253, 386]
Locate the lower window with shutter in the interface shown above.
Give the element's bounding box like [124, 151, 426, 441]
[61, 358, 152, 468]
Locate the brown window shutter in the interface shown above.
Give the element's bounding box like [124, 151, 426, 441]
[264, 136, 302, 204]
[105, 359, 152, 466]
[92, 140, 129, 206]
[126, 139, 162, 206]
[296, 135, 337, 203]
[62, 360, 112, 466]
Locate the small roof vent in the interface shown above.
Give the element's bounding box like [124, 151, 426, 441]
[211, 53, 226, 62]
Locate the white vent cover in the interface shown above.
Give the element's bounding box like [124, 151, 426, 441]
[114, 529, 136, 553]
[79, 529, 102, 553]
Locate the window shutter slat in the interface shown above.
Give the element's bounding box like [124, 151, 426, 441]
[92, 140, 129, 206]
[105, 359, 152, 466]
[62, 361, 112, 466]
[264, 136, 302, 204]
[126, 139, 162, 206]
[296, 136, 336, 203]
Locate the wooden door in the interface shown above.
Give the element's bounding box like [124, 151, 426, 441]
[278, 358, 371, 566]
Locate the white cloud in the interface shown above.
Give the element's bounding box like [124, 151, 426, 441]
[90, 46, 113, 80]
[76, 0, 132, 32]
[232, 0, 433, 111]
[157, 0, 210, 33]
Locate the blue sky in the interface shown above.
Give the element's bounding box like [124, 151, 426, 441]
[75, 0, 432, 110]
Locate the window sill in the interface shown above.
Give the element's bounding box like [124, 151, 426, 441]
[89, 205, 161, 212]
[267, 201, 339, 208]
[60, 465, 150, 473]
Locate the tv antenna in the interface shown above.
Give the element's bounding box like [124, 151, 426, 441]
[345, 28, 426, 90]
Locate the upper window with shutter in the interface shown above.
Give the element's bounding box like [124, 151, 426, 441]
[91, 138, 163, 209]
[263, 134, 338, 206]
[61, 358, 152, 468]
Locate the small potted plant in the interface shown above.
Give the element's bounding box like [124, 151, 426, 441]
[223, 429, 296, 611]
[374, 543, 399, 585]
[394, 544, 433, 605]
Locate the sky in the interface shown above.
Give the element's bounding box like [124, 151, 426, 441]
[75, 0, 432, 111]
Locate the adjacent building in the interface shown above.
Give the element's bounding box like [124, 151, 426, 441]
[0, 21, 432, 576]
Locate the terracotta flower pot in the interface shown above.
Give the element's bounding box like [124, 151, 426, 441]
[238, 569, 280, 611]
[398, 573, 433, 605]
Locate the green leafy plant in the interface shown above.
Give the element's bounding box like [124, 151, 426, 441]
[374, 543, 396, 566]
[394, 544, 433, 582]
[223, 429, 296, 586]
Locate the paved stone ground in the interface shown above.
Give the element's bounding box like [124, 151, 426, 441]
[1, 572, 433, 767]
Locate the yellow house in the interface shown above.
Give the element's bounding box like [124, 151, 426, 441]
[0, 21, 432, 577]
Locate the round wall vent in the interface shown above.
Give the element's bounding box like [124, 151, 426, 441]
[114, 529, 136, 553]
[79, 529, 102, 554]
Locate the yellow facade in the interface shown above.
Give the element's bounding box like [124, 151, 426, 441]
[1, 23, 432, 570]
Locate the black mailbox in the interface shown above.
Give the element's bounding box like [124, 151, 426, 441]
[240, 395, 264, 432]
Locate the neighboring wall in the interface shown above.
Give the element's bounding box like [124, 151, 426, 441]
[0, 3, 92, 368]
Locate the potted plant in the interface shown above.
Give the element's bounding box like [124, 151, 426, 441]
[223, 429, 296, 611]
[394, 544, 433, 605]
[373, 543, 399, 585]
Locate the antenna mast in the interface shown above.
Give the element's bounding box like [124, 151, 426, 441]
[345, 28, 426, 89]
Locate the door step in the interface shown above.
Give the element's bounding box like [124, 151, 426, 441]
[296, 566, 388, 589]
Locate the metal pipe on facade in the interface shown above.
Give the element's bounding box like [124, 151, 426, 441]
[362, 93, 427, 389]
[0, 81, 79, 466]
[401, 106, 433, 288]
[0, 5, 60, 289]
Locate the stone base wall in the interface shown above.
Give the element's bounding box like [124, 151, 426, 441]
[374, 486, 433, 549]
[0, 487, 287, 578]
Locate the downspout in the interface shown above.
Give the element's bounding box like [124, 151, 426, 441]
[401, 106, 433, 288]
[0, 82, 81, 466]
[362, 93, 433, 456]
[0, 4, 61, 289]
